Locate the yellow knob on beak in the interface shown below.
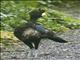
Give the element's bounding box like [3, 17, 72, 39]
[42, 12, 46, 16]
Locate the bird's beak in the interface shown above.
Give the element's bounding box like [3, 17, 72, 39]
[42, 12, 46, 17]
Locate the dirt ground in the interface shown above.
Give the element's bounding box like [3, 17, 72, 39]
[1, 29, 80, 60]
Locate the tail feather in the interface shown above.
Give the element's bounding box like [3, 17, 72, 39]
[50, 37, 67, 43]
[46, 31, 68, 43]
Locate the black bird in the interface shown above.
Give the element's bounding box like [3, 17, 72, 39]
[14, 23, 67, 49]
[14, 9, 67, 49]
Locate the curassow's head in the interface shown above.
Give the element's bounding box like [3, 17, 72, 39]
[29, 8, 45, 22]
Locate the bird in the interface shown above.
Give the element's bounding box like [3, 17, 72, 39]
[14, 23, 67, 49]
[14, 8, 67, 49]
[14, 9, 67, 57]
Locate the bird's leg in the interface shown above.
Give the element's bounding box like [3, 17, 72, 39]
[27, 43, 36, 58]
[33, 40, 40, 58]
[34, 40, 40, 49]
[25, 41, 34, 49]
[26, 42, 34, 58]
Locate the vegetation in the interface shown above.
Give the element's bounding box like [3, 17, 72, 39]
[0, 0, 80, 47]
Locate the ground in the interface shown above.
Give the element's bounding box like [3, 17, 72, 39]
[1, 29, 80, 60]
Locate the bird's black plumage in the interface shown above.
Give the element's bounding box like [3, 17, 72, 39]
[14, 23, 41, 49]
[14, 23, 67, 49]
[14, 9, 67, 49]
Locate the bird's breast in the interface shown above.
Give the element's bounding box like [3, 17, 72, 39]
[22, 28, 41, 38]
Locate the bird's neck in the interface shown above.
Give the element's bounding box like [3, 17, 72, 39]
[28, 19, 39, 25]
[30, 18, 38, 22]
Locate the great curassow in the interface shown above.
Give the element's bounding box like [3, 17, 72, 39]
[14, 23, 67, 49]
[14, 8, 67, 49]
[14, 24, 67, 49]
[14, 9, 67, 57]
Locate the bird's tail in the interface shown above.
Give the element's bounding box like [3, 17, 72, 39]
[49, 36, 67, 43]
[46, 31, 67, 43]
